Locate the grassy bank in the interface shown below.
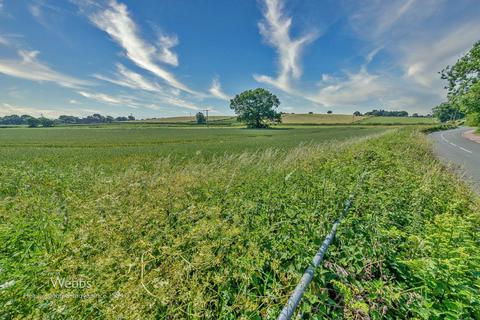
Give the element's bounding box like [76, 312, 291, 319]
[1, 127, 478, 318]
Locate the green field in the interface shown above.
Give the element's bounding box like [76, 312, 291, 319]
[134, 116, 236, 124]
[0, 126, 385, 163]
[357, 116, 438, 125]
[131, 114, 437, 126]
[1, 125, 479, 319]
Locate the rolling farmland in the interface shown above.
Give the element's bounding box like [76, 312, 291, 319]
[1, 0, 479, 318]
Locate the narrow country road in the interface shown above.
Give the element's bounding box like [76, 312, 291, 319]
[429, 127, 480, 192]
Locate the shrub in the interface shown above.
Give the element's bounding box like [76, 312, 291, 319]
[466, 113, 480, 127]
[196, 112, 206, 124]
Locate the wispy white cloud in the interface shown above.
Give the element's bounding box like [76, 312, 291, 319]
[400, 21, 480, 88]
[0, 50, 90, 88]
[344, 0, 467, 90]
[77, 88, 201, 111]
[157, 33, 179, 66]
[346, 0, 422, 41]
[77, 90, 138, 108]
[309, 67, 388, 107]
[209, 77, 230, 101]
[309, 65, 452, 114]
[27, 1, 73, 44]
[0, 102, 96, 117]
[87, 0, 195, 94]
[254, 0, 318, 93]
[28, 3, 42, 19]
[94, 63, 162, 92]
[93, 63, 205, 110]
[0, 36, 8, 46]
[154, 95, 200, 111]
[323, 0, 480, 112]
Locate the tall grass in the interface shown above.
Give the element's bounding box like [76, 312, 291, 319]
[0, 128, 478, 319]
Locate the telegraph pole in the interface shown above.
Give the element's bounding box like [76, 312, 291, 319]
[203, 108, 210, 127]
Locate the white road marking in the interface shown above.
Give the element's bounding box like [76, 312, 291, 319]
[440, 133, 473, 154]
[459, 147, 473, 154]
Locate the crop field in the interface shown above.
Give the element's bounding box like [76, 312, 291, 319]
[0, 126, 385, 162]
[280, 114, 367, 124]
[1, 126, 479, 319]
[357, 116, 439, 125]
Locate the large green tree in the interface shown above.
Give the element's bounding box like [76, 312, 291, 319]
[230, 88, 281, 128]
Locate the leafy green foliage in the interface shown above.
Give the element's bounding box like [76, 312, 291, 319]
[442, 40, 480, 99]
[458, 81, 480, 114]
[432, 102, 465, 122]
[39, 117, 55, 127]
[195, 112, 206, 124]
[466, 112, 480, 127]
[364, 109, 408, 117]
[230, 88, 282, 128]
[0, 127, 478, 319]
[26, 117, 40, 128]
[0, 113, 136, 126]
[420, 123, 458, 134]
[441, 40, 480, 117]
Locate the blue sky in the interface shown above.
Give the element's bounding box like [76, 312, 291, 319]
[0, 0, 479, 118]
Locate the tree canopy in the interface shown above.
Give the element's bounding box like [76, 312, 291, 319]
[195, 112, 206, 124]
[230, 88, 281, 128]
[364, 109, 408, 117]
[442, 41, 480, 99]
[432, 102, 465, 122]
[441, 41, 480, 117]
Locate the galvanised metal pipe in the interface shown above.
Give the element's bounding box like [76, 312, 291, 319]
[277, 172, 366, 320]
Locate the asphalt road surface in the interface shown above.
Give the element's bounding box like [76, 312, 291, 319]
[429, 127, 480, 192]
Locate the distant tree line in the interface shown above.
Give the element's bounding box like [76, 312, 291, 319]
[353, 110, 432, 117]
[0, 113, 135, 127]
[363, 109, 409, 117]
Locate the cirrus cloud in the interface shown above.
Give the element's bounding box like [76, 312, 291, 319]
[87, 0, 196, 94]
[254, 0, 318, 93]
[0, 50, 90, 88]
